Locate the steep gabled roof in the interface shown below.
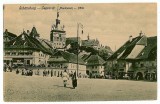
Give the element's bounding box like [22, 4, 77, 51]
[66, 37, 81, 46]
[107, 35, 157, 61]
[48, 51, 85, 64]
[107, 36, 142, 60]
[3, 29, 17, 42]
[4, 31, 52, 55]
[36, 38, 53, 50]
[30, 26, 40, 37]
[86, 54, 105, 65]
[81, 39, 99, 47]
[136, 36, 157, 60]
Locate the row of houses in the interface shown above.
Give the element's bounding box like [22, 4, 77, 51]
[3, 27, 104, 77]
[3, 27, 157, 80]
[106, 32, 157, 80]
[3, 10, 157, 80]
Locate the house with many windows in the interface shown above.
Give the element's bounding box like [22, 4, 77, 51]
[105, 32, 157, 80]
[48, 50, 86, 77]
[4, 27, 53, 67]
[85, 54, 105, 78]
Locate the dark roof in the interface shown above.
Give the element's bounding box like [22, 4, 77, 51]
[3, 29, 17, 42]
[37, 38, 53, 49]
[107, 36, 142, 60]
[30, 26, 40, 37]
[136, 36, 157, 60]
[48, 51, 85, 64]
[48, 57, 67, 63]
[4, 31, 52, 55]
[81, 54, 91, 61]
[107, 35, 157, 61]
[86, 54, 105, 65]
[66, 37, 81, 46]
[81, 39, 99, 47]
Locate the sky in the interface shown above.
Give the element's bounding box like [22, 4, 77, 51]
[3, 3, 157, 51]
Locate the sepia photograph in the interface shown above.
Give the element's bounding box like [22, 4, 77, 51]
[3, 3, 157, 102]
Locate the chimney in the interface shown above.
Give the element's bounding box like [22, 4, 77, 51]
[5, 29, 8, 32]
[87, 33, 90, 40]
[27, 30, 30, 35]
[129, 35, 132, 42]
[139, 30, 143, 37]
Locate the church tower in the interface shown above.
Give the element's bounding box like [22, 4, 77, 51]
[50, 7, 66, 49]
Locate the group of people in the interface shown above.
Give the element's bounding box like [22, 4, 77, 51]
[16, 68, 33, 76]
[43, 69, 51, 77]
[62, 70, 77, 89]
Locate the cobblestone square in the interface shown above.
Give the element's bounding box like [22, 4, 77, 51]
[4, 72, 157, 102]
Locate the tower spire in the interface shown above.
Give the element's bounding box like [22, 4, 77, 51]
[57, 5, 59, 19]
[87, 33, 90, 40]
[56, 5, 60, 29]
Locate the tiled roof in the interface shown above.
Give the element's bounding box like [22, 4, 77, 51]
[81, 39, 99, 47]
[30, 26, 39, 37]
[48, 51, 85, 64]
[107, 35, 157, 61]
[107, 36, 142, 60]
[3, 29, 17, 42]
[66, 37, 81, 46]
[4, 31, 52, 55]
[136, 36, 157, 60]
[36, 38, 53, 49]
[86, 54, 105, 65]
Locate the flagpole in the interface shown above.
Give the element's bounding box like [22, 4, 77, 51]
[77, 23, 79, 78]
[76, 23, 83, 78]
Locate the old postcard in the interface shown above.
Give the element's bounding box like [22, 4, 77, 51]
[3, 3, 157, 102]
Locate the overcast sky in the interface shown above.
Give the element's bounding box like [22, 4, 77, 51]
[3, 3, 157, 51]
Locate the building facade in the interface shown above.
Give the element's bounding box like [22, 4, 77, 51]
[4, 27, 53, 67]
[105, 32, 157, 80]
[48, 51, 87, 77]
[85, 54, 105, 78]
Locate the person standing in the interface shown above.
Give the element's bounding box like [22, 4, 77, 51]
[47, 70, 50, 76]
[36, 69, 40, 75]
[115, 70, 119, 80]
[51, 69, 53, 77]
[62, 70, 69, 87]
[16, 68, 19, 74]
[72, 71, 77, 89]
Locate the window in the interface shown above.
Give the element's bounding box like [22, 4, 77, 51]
[140, 63, 144, 67]
[27, 60, 30, 65]
[92, 66, 94, 69]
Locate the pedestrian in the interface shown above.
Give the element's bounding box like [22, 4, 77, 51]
[51, 69, 53, 77]
[115, 70, 119, 80]
[43, 69, 46, 77]
[89, 72, 92, 79]
[70, 71, 73, 77]
[16, 68, 19, 74]
[72, 71, 77, 89]
[37, 69, 40, 75]
[62, 70, 69, 87]
[48, 70, 50, 76]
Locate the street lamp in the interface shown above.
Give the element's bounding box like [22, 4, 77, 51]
[77, 23, 83, 77]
